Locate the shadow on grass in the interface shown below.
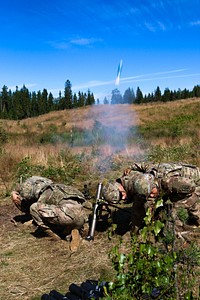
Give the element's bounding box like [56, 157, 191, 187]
[88, 205, 132, 236]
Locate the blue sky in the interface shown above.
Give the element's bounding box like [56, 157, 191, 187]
[0, 0, 200, 102]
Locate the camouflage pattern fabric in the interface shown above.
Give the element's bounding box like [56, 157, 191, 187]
[37, 184, 86, 205]
[30, 201, 88, 233]
[14, 176, 53, 213]
[151, 163, 200, 182]
[18, 176, 53, 201]
[129, 162, 200, 182]
[123, 162, 200, 199]
[120, 162, 200, 232]
[119, 171, 155, 200]
[102, 182, 121, 203]
[16, 177, 87, 232]
[29, 184, 87, 230]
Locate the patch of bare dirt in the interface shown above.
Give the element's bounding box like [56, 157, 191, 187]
[0, 199, 20, 229]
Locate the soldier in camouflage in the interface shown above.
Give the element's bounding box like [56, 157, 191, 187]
[11, 176, 88, 251]
[103, 162, 200, 238]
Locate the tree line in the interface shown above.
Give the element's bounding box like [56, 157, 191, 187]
[0, 79, 200, 120]
[106, 84, 200, 104]
[0, 80, 95, 120]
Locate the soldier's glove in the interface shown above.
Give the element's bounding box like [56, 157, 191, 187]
[123, 167, 132, 176]
[123, 163, 150, 175]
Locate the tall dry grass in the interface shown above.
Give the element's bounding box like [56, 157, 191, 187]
[0, 98, 200, 194]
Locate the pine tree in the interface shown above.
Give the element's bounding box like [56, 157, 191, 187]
[31, 91, 39, 116]
[0, 85, 10, 117]
[78, 91, 85, 107]
[123, 87, 135, 104]
[111, 88, 123, 104]
[192, 85, 200, 97]
[154, 86, 162, 102]
[135, 86, 143, 104]
[47, 92, 54, 112]
[41, 89, 48, 114]
[85, 89, 92, 106]
[64, 80, 73, 109]
[73, 93, 78, 108]
[162, 88, 171, 102]
[19, 85, 31, 118]
[103, 97, 109, 104]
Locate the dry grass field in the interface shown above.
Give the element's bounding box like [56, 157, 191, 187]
[0, 98, 200, 299]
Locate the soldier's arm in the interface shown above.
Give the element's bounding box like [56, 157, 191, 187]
[11, 191, 32, 214]
[11, 191, 22, 209]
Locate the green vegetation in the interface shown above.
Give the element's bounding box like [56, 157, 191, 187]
[106, 84, 200, 105]
[147, 144, 193, 162]
[15, 152, 83, 185]
[139, 113, 199, 139]
[104, 200, 199, 299]
[0, 80, 95, 120]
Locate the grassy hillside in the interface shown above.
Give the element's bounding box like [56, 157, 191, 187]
[0, 98, 200, 299]
[0, 98, 199, 194]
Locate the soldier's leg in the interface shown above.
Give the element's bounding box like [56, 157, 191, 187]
[180, 193, 200, 226]
[173, 193, 200, 243]
[30, 201, 87, 249]
[30, 202, 62, 241]
[57, 201, 88, 251]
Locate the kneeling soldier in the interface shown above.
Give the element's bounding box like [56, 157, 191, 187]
[11, 176, 88, 252]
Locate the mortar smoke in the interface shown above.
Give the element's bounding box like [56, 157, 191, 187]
[96, 104, 144, 155]
[67, 104, 145, 161]
[91, 104, 146, 176]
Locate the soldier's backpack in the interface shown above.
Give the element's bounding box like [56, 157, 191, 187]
[153, 163, 199, 195]
[42, 183, 86, 205]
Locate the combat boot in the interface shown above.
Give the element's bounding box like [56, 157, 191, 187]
[42, 227, 61, 241]
[70, 229, 81, 252]
[23, 220, 34, 227]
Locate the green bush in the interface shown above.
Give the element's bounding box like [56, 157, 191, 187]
[15, 151, 83, 184]
[15, 157, 45, 181]
[104, 199, 199, 299]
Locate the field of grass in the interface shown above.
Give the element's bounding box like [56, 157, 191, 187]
[0, 98, 199, 299]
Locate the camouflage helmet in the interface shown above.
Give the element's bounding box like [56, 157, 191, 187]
[133, 173, 156, 197]
[102, 182, 121, 203]
[19, 176, 53, 200]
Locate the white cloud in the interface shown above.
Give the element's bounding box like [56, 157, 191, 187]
[69, 37, 103, 46]
[48, 40, 69, 49]
[190, 20, 200, 26]
[157, 21, 166, 31]
[144, 22, 156, 32]
[120, 73, 200, 85]
[49, 37, 103, 49]
[73, 80, 115, 91]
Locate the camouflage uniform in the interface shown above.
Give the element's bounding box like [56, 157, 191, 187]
[118, 162, 200, 233]
[15, 176, 88, 235]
